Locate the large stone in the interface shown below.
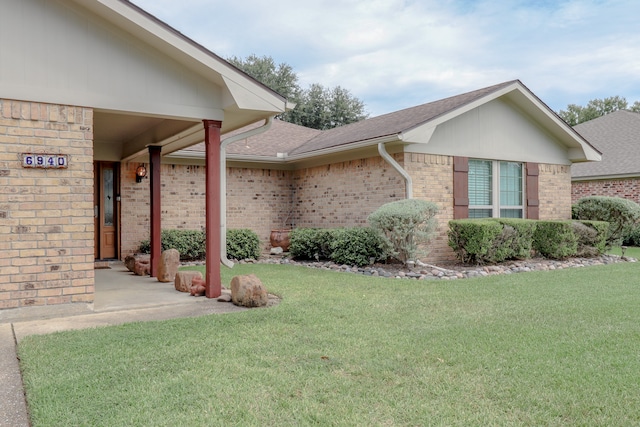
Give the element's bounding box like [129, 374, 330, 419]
[124, 255, 136, 272]
[174, 270, 203, 293]
[157, 249, 180, 282]
[125, 254, 149, 273]
[230, 274, 268, 307]
[190, 277, 206, 296]
[133, 259, 150, 276]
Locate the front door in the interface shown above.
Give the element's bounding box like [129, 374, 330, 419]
[94, 162, 119, 260]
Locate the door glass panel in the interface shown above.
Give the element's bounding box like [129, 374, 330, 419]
[103, 167, 114, 227]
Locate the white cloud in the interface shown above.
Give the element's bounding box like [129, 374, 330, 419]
[132, 0, 640, 116]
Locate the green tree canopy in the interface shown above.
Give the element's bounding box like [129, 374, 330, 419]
[228, 54, 368, 130]
[558, 95, 640, 126]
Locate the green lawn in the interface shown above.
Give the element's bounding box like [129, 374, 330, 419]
[18, 261, 640, 426]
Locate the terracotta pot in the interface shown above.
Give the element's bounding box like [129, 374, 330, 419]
[270, 229, 291, 251]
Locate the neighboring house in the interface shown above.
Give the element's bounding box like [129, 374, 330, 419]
[572, 110, 640, 203]
[158, 80, 601, 264]
[0, 2, 602, 315]
[0, 0, 288, 313]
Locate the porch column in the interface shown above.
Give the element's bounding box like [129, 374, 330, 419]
[149, 145, 162, 277]
[203, 120, 223, 298]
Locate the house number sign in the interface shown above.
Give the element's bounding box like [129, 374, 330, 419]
[21, 153, 68, 169]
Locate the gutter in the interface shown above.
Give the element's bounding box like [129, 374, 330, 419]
[378, 135, 413, 199]
[219, 117, 274, 268]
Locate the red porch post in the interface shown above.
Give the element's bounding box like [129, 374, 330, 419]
[149, 146, 162, 277]
[203, 120, 223, 298]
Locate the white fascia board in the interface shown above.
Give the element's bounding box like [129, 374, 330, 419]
[77, 0, 287, 114]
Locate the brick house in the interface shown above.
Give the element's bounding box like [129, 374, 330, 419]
[0, 0, 289, 312]
[572, 110, 640, 203]
[159, 81, 601, 264]
[1, 1, 601, 314]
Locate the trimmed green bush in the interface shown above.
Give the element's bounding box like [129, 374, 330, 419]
[448, 219, 504, 264]
[139, 229, 206, 261]
[573, 220, 608, 257]
[368, 199, 439, 264]
[139, 228, 260, 261]
[448, 219, 536, 264]
[533, 221, 577, 259]
[329, 227, 388, 267]
[227, 228, 261, 260]
[572, 196, 640, 248]
[289, 228, 334, 260]
[623, 224, 640, 246]
[492, 218, 537, 260]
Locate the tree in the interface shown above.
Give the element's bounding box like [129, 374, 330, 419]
[228, 54, 368, 130]
[227, 54, 301, 102]
[558, 95, 640, 126]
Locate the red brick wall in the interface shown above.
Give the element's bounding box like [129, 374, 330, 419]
[572, 178, 640, 204]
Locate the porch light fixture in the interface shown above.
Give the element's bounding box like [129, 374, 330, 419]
[135, 164, 147, 183]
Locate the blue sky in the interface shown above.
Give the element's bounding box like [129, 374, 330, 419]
[132, 0, 640, 118]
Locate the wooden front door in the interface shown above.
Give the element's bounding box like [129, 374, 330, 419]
[94, 162, 119, 260]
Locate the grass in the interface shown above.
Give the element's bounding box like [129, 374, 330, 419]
[18, 261, 640, 426]
[608, 245, 640, 258]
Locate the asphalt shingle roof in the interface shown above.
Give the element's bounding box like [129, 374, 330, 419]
[182, 119, 322, 157]
[572, 110, 640, 179]
[288, 80, 518, 156]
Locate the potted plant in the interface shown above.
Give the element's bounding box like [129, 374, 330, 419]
[270, 211, 294, 251]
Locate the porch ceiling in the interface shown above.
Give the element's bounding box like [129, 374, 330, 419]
[93, 110, 202, 162]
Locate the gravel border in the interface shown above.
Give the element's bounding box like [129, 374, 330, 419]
[184, 254, 637, 281]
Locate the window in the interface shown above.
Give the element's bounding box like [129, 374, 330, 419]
[468, 159, 523, 218]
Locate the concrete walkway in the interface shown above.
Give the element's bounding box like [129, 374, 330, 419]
[0, 262, 246, 427]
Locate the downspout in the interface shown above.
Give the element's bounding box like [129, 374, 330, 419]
[378, 141, 413, 199]
[220, 117, 274, 268]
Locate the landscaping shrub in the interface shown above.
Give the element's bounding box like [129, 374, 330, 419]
[226, 228, 261, 260]
[533, 221, 577, 259]
[573, 220, 608, 257]
[449, 219, 536, 264]
[492, 218, 537, 260]
[139, 229, 206, 261]
[329, 227, 388, 267]
[448, 219, 504, 264]
[623, 224, 640, 246]
[572, 196, 640, 248]
[139, 228, 260, 261]
[289, 228, 334, 260]
[368, 199, 439, 264]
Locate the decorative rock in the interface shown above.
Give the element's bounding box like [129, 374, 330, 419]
[157, 249, 180, 282]
[125, 254, 149, 273]
[270, 247, 284, 255]
[217, 292, 232, 303]
[230, 274, 269, 307]
[190, 277, 206, 296]
[134, 259, 150, 276]
[124, 255, 137, 272]
[174, 270, 203, 293]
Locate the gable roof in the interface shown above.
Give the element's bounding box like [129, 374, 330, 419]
[2, 0, 292, 162]
[170, 80, 602, 165]
[572, 110, 640, 180]
[289, 81, 517, 156]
